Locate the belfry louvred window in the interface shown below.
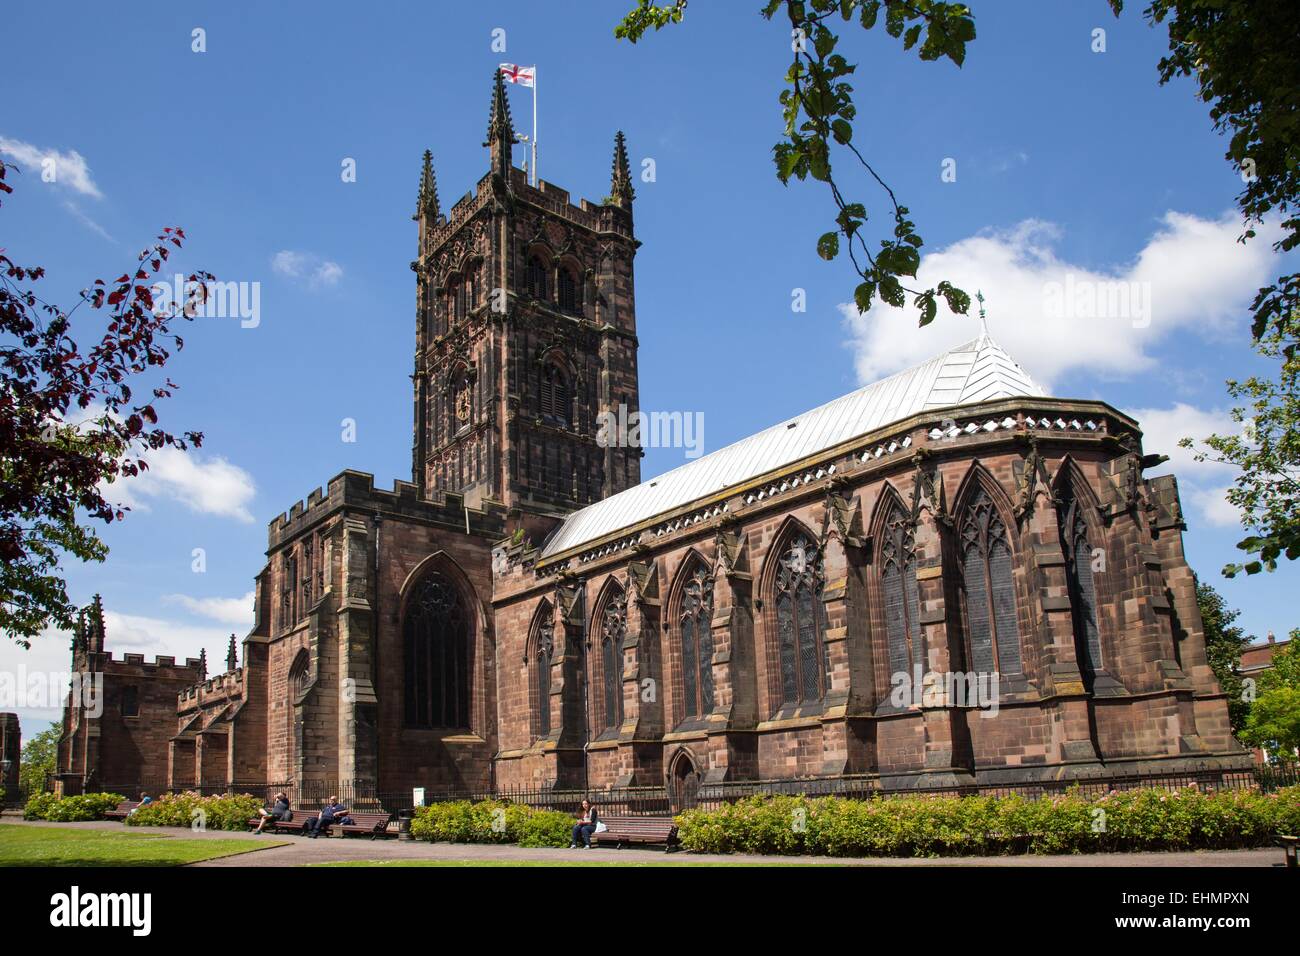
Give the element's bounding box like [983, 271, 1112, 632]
[679, 564, 714, 720]
[526, 254, 548, 301]
[600, 590, 626, 734]
[1058, 483, 1103, 678]
[880, 505, 923, 678]
[403, 570, 471, 729]
[774, 533, 826, 707]
[558, 267, 580, 315]
[959, 489, 1023, 676]
[540, 363, 570, 426]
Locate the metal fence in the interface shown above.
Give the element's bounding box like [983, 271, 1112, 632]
[58, 759, 1300, 817]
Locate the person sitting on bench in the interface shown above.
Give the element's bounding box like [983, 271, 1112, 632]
[306, 796, 352, 838]
[570, 799, 599, 849]
[254, 792, 292, 834]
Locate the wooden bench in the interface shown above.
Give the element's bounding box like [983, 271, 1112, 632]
[1277, 835, 1298, 869]
[248, 810, 318, 834]
[334, 811, 394, 839]
[591, 815, 679, 851]
[104, 801, 140, 820]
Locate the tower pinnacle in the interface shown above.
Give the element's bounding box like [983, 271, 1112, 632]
[609, 130, 634, 209]
[484, 68, 514, 179]
[415, 149, 440, 222]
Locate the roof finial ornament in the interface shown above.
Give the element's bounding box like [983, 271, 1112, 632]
[976, 290, 989, 342]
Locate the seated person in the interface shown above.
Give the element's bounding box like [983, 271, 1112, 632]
[305, 796, 352, 837]
[254, 792, 292, 834]
[569, 799, 599, 849]
[128, 793, 153, 816]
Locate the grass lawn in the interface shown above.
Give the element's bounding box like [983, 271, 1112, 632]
[0, 824, 286, 867]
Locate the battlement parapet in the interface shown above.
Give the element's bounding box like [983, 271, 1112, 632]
[269, 469, 510, 548]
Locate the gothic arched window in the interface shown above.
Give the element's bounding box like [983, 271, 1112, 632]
[539, 363, 570, 427]
[403, 570, 471, 729]
[1058, 483, 1103, 678]
[453, 278, 466, 323]
[880, 505, 922, 678]
[467, 265, 479, 314]
[774, 533, 825, 707]
[534, 615, 553, 739]
[289, 649, 310, 699]
[959, 489, 1023, 676]
[526, 254, 548, 301]
[678, 564, 714, 720]
[558, 267, 581, 315]
[599, 590, 626, 734]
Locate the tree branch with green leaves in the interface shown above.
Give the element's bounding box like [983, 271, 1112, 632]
[617, 0, 976, 325]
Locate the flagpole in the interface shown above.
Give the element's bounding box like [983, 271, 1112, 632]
[532, 68, 538, 186]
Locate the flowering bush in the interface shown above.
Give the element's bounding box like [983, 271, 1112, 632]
[22, 791, 126, 822]
[674, 785, 1300, 857]
[125, 792, 264, 831]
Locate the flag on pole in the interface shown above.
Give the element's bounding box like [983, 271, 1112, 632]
[499, 63, 535, 87]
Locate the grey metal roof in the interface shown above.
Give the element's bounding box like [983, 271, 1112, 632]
[539, 331, 1044, 560]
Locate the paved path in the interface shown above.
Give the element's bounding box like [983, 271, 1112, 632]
[1, 819, 1284, 867]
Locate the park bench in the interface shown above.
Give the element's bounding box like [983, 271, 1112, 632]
[591, 815, 679, 851]
[104, 800, 140, 820]
[1277, 835, 1298, 869]
[248, 810, 318, 834]
[334, 811, 395, 839]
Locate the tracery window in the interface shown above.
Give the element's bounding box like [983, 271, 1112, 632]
[679, 564, 714, 720]
[403, 571, 471, 729]
[774, 533, 825, 706]
[599, 590, 626, 734]
[880, 505, 923, 678]
[959, 489, 1023, 676]
[1058, 483, 1103, 677]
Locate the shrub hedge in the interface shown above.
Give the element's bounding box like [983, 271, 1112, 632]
[410, 801, 573, 848]
[674, 786, 1300, 857]
[125, 792, 265, 831]
[22, 791, 126, 822]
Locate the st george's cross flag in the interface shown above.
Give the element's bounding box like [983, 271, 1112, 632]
[499, 63, 535, 87]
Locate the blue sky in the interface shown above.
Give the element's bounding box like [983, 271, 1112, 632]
[3, 1, 1295, 738]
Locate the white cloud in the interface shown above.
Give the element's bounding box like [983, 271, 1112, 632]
[841, 211, 1283, 392]
[99, 612, 238, 674]
[0, 136, 102, 197]
[0, 610, 237, 734]
[106, 445, 257, 524]
[272, 249, 342, 288]
[163, 590, 255, 628]
[1125, 402, 1241, 529]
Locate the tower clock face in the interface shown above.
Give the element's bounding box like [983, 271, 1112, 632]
[456, 386, 472, 422]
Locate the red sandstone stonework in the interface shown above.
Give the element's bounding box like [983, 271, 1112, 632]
[56, 78, 1249, 803]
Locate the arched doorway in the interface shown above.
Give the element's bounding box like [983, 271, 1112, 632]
[669, 750, 701, 812]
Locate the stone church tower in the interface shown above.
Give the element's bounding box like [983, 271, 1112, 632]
[412, 70, 642, 515]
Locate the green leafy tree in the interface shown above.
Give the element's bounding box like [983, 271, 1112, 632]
[616, 1, 976, 327]
[1183, 313, 1300, 576]
[19, 722, 60, 796]
[1196, 582, 1252, 734]
[1240, 634, 1300, 758]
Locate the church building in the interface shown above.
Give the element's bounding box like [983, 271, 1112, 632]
[57, 72, 1248, 807]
